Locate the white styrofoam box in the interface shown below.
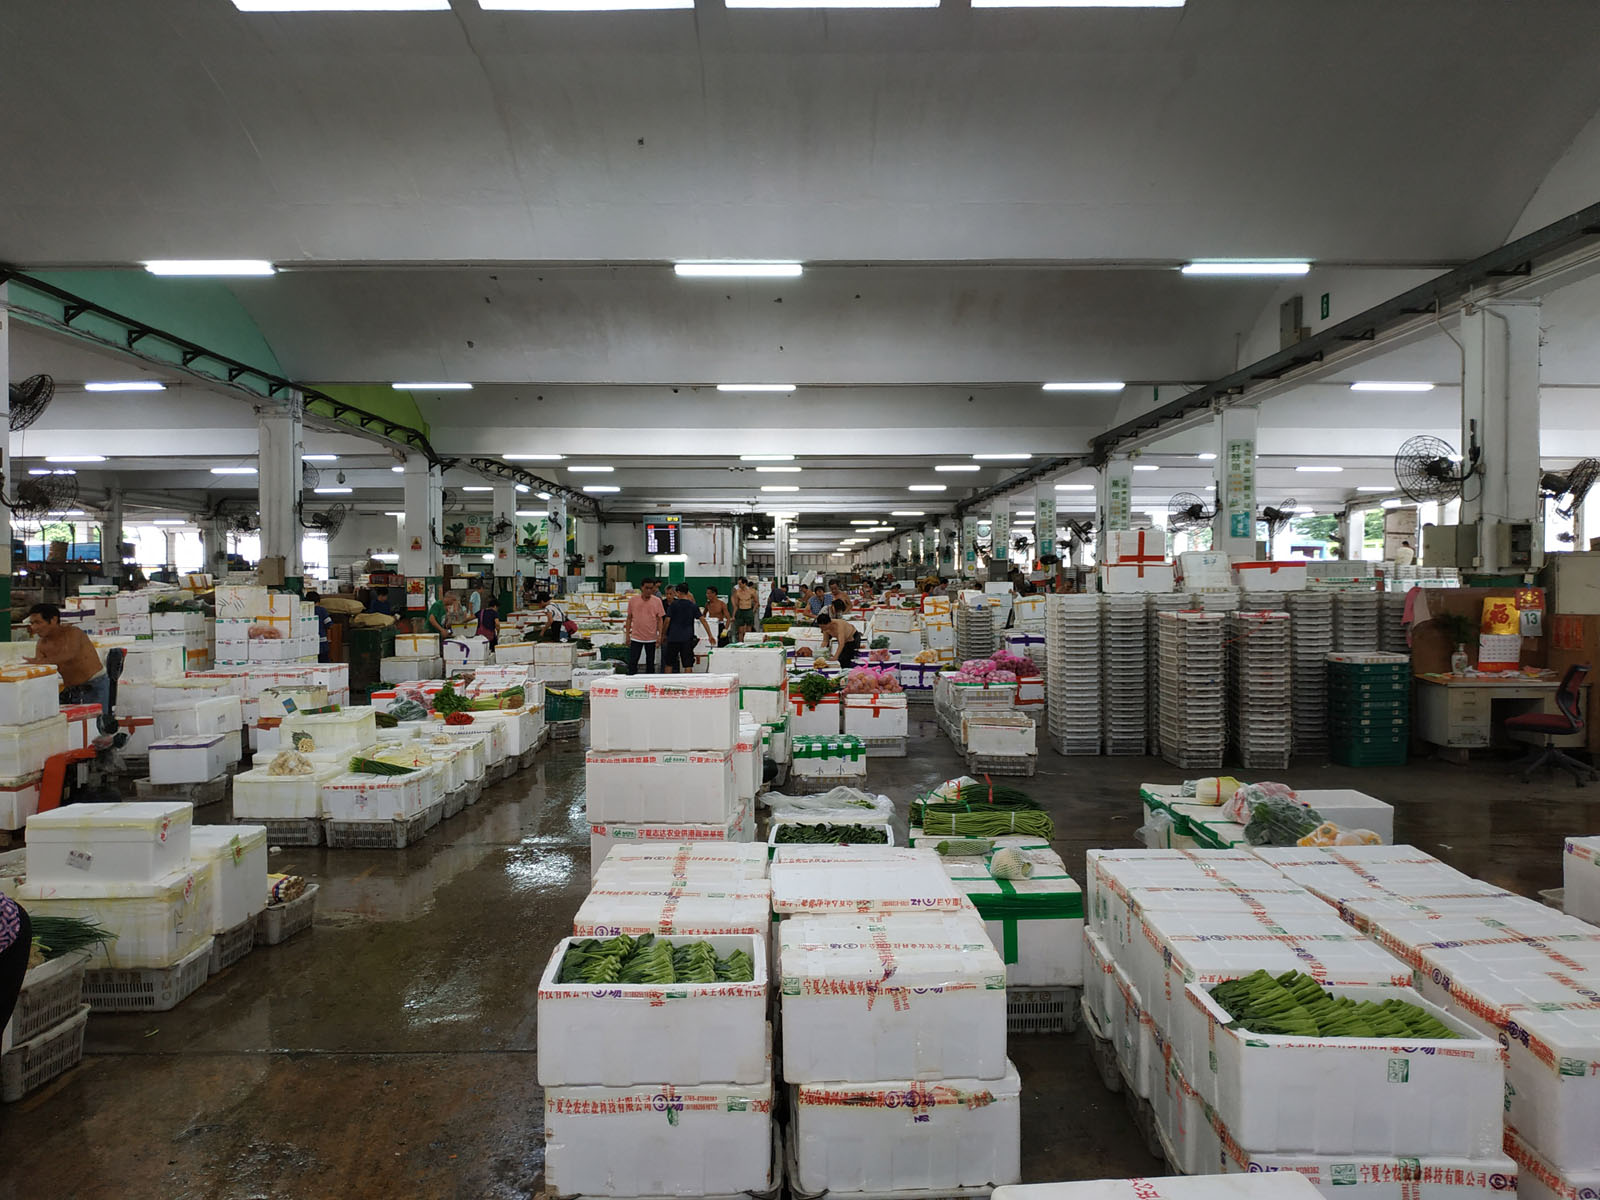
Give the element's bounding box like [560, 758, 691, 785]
[1236, 560, 1309, 592]
[184, 670, 251, 700]
[25, 801, 194, 885]
[16, 860, 215, 968]
[149, 734, 229, 784]
[593, 841, 768, 885]
[320, 772, 426, 821]
[0, 666, 61, 726]
[120, 717, 157, 757]
[1084, 848, 1298, 941]
[0, 772, 43, 830]
[472, 706, 541, 757]
[1101, 562, 1177, 593]
[589, 675, 741, 752]
[1083, 929, 1118, 1034]
[584, 749, 738, 824]
[994, 1178, 1324, 1200]
[785, 691, 841, 736]
[115, 592, 152, 618]
[119, 642, 186, 684]
[792, 1060, 1021, 1194]
[1184, 981, 1503, 1158]
[308, 662, 350, 694]
[1155, 1045, 1227, 1176]
[440, 721, 506, 766]
[843, 692, 909, 738]
[63, 702, 100, 752]
[961, 713, 1036, 756]
[544, 1066, 773, 1199]
[231, 764, 343, 820]
[260, 684, 328, 717]
[1564, 836, 1600, 926]
[247, 636, 299, 663]
[1291, 789, 1396, 844]
[708, 645, 787, 688]
[790, 734, 867, 781]
[117, 681, 159, 717]
[573, 882, 773, 938]
[1110, 955, 1158, 1098]
[151, 611, 204, 636]
[1015, 677, 1046, 707]
[538, 933, 768, 1086]
[493, 641, 535, 665]
[259, 591, 296, 617]
[444, 636, 492, 666]
[871, 608, 917, 634]
[940, 850, 1084, 988]
[779, 911, 1006, 1083]
[393, 632, 440, 659]
[0, 715, 67, 778]
[588, 802, 756, 880]
[1505, 1125, 1600, 1200]
[281, 706, 378, 753]
[1214, 1142, 1518, 1200]
[1108, 528, 1168, 561]
[214, 617, 254, 649]
[433, 730, 488, 779]
[924, 618, 956, 649]
[1178, 551, 1234, 591]
[189, 824, 268, 932]
[899, 661, 944, 693]
[734, 725, 760, 803]
[769, 846, 969, 916]
[153, 694, 243, 740]
[533, 642, 578, 667]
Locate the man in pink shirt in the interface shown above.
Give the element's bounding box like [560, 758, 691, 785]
[623, 579, 667, 674]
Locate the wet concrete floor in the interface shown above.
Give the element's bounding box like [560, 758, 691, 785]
[1, 713, 1595, 1199]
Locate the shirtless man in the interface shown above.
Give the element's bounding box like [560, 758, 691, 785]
[704, 587, 732, 646]
[26, 603, 109, 708]
[730, 577, 759, 642]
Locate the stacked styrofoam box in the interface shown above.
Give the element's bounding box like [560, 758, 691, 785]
[937, 843, 1084, 987]
[151, 610, 209, 662]
[956, 596, 998, 660]
[1180, 551, 1234, 593]
[543, 839, 774, 1200]
[18, 802, 214, 969]
[1157, 611, 1226, 770]
[1045, 594, 1102, 756]
[148, 734, 231, 785]
[0, 666, 61, 829]
[1083, 849, 1511, 1192]
[1565, 836, 1600, 925]
[993, 1178, 1323, 1200]
[393, 633, 440, 660]
[773, 848, 1021, 1196]
[1381, 590, 1409, 654]
[1257, 844, 1600, 1194]
[1227, 610, 1292, 770]
[188, 825, 268, 935]
[1286, 590, 1334, 758]
[1102, 594, 1149, 756]
[1335, 591, 1381, 652]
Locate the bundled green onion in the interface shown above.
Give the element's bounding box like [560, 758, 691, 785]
[30, 916, 117, 961]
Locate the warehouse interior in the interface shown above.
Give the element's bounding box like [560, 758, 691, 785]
[4, 2, 1600, 1199]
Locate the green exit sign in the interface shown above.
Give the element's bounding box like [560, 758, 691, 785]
[1320, 293, 1331, 320]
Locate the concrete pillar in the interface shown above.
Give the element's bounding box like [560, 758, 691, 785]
[490, 483, 517, 609]
[547, 495, 568, 592]
[257, 405, 304, 585]
[573, 516, 597, 582]
[1345, 509, 1364, 562]
[774, 515, 792, 582]
[202, 517, 230, 580]
[104, 491, 125, 584]
[400, 457, 441, 578]
[990, 503, 1011, 578]
[1098, 457, 1133, 561]
[0, 283, 9, 637]
[163, 529, 178, 574]
[1460, 299, 1543, 573]
[1213, 406, 1259, 559]
[1035, 486, 1057, 565]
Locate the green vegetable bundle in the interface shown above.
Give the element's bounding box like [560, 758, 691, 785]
[388, 699, 430, 722]
[870, 636, 891, 650]
[556, 933, 754, 986]
[1210, 970, 1457, 1039]
[794, 672, 839, 710]
[432, 682, 473, 715]
[1244, 797, 1324, 847]
[30, 916, 116, 961]
[374, 711, 399, 729]
[914, 783, 1052, 840]
[773, 822, 890, 845]
[349, 756, 417, 776]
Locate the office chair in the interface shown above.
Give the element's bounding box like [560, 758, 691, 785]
[1505, 664, 1598, 786]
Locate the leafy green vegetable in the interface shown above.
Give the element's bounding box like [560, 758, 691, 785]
[794, 672, 839, 710]
[30, 916, 116, 961]
[349, 756, 417, 776]
[556, 936, 754, 986]
[1211, 970, 1457, 1039]
[773, 822, 890, 844]
[1244, 797, 1324, 847]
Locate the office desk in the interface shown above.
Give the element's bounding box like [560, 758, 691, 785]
[1415, 675, 1578, 754]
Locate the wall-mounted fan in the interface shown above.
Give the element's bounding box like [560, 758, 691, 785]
[1260, 498, 1299, 541]
[1394, 430, 1479, 503]
[9, 375, 54, 432]
[1167, 492, 1217, 534]
[301, 462, 322, 491]
[1542, 460, 1600, 520]
[302, 503, 347, 538]
[488, 517, 516, 543]
[2, 471, 78, 531]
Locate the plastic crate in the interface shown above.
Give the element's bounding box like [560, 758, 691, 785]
[324, 808, 430, 849]
[207, 916, 257, 976]
[83, 938, 212, 1013]
[10, 953, 89, 1045]
[133, 774, 229, 807]
[859, 735, 908, 758]
[549, 719, 582, 741]
[965, 751, 1038, 777]
[444, 787, 467, 818]
[463, 777, 483, 806]
[422, 800, 443, 831]
[256, 883, 318, 946]
[546, 689, 584, 722]
[1008, 987, 1080, 1035]
[1, 1004, 90, 1102]
[1082, 998, 1122, 1094]
[250, 816, 324, 846]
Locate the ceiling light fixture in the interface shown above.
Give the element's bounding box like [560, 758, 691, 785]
[973, 0, 1181, 6]
[516, 510, 549, 518]
[1296, 465, 1344, 473]
[515, 484, 530, 493]
[302, 454, 338, 462]
[152, 519, 187, 526]
[1055, 484, 1094, 491]
[567, 465, 615, 473]
[972, 453, 1032, 461]
[1043, 381, 1125, 392]
[233, 0, 446, 9]
[716, 384, 796, 393]
[313, 487, 353, 495]
[849, 519, 879, 525]
[46, 455, 107, 464]
[143, 259, 275, 276]
[462, 486, 493, 492]
[739, 453, 796, 462]
[1380, 498, 1405, 509]
[1133, 464, 1160, 472]
[760, 485, 800, 493]
[482, 0, 688, 8]
[391, 381, 472, 391]
[537, 492, 552, 500]
[675, 262, 802, 278]
[583, 485, 621, 493]
[909, 484, 947, 492]
[1196, 452, 1217, 461]
[755, 466, 802, 473]
[210, 466, 257, 475]
[1181, 261, 1312, 276]
[890, 510, 926, 517]
[935, 464, 981, 473]
[1356, 486, 1394, 493]
[503, 453, 565, 461]
[85, 381, 165, 393]
[384, 511, 406, 517]
[1350, 381, 1437, 393]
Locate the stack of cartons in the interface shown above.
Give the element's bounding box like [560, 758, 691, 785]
[1285, 591, 1335, 759]
[150, 608, 210, 672]
[1082, 848, 1514, 1194]
[1103, 594, 1150, 756]
[1045, 594, 1102, 755]
[709, 644, 789, 749]
[382, 632, 443, 683]
[212, 585, 319, 666]
[0, 666, 63, 831]
[770, 846, 1022, 1196]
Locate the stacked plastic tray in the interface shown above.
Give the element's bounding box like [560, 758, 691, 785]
[1228, 611, 1293, 770]
[1045, 594, 1102, 756]
[1332, 591, 1380, 651]
[1285, 590, 1334, 759]
[1156, 611, 1226, 770]
[1327, 652, 1410, 766]
[1101, 594, 1149, 756]
[956, 602, 997, 660]
[1380, 591, 1409, 654]
[1196, 588, 1240, 614]
[1239, 589, 1288, 613]
[1146, 592, 1193, 756]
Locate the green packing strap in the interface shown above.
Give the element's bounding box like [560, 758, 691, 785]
[966, 878, 1085, 963]
[791, 736, 866, 762]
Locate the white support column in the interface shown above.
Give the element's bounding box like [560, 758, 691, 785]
[774, 515, 792, 582]
[105, 491, 125, 584]
[1460, 299, 1543, 573]
[163, 529, 178, 574]
[1345, 509, 1364, 562]
[1097, 457, 1133, 561]
[547, 495, 568, 592]
[0, 283, 9, 634]
[400, 457, 441, 579]
[990, 503, 1011, 578]
[573, 515, 597, 581]
[257, 405, 304, 584]
[1213, 406, 1259, 559]
[202, 517, 230, 580]
[492, 483, 517, 595]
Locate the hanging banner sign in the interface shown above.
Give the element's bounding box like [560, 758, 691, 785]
[1036, 498, 1057, 559]
[991, 509, 1010, 566]
[962, 518, 979, 569]
[1107, 475, 1132, 532]
[1226, 438, 1256, 539]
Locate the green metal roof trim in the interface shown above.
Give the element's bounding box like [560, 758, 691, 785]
[309, 385, 430, 440]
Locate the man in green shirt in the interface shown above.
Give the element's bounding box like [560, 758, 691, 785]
[426, 596, 451, 639]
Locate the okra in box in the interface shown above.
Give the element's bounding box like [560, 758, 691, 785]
[537, 933, 768, 1087]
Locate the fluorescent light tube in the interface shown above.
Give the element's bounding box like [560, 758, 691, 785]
[568, 465, 614, 473]
[1356, 486, 1393, 493]
[1380, 498, 1404, 509]
[909, 484, 947, 492]
[302, 454, 338, 462]
[462, 486, 493, 492]
[516, 510, 549, 518]
[1181, 261, 1312, 276]
[717, 384, 795, 393]
[1296, 465, 1344, 473]
[515, 484, 530, 493]
[233, 1, 447, 9]
[890, 511, 926, 517]
[755, 466, 801, 473]
[85, 381, 165, 392]
[392, 381, 472, 391]
[537, 492, 551, 500]
[582, 485, 621, 493]
[144, 259, 275, 275]
[973, 453, 1032, 461]
[504, 453, 565, 461]
[760, 485, 800, 493]
[1055, 484, 1094, 491]
[46, 455, 107, 464]
[313, 487, 353, 495]
[676, 262, 802, 278]
[973, 0, 1182, 6]
[1043, 381, 1125, 392]
[849, 519, 879, 525]
[210, 467, 257, 475]
[935, 464, 981, 473]
[1133, 464, 1160, 472]
[1350, 381, 1436, 393]
[152, 519, 187, 526]
[740, 453, 796, 461]
[384, 511, 406, 517]
[1196, 452, 1217, 461]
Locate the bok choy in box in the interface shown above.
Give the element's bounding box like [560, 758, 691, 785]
[537, 932, 767, 1087]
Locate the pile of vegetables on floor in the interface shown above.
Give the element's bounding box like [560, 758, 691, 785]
[840, 667, 902, 695]
[1211, 970, 1457, 1039]
[557, 933, 754, 985]
[773, 822, 890, 844]
[914, 779, 1053, 840]
[28, 916, 116, 969]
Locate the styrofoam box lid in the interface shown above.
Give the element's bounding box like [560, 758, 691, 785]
[572, 884, 773, 935]
[190, 824, 268, 856]
[321, 772, 412, 792]
[298, 707, 376, 725]
[797, 1059, 1020, 1108]
[994, 1178, 1322, 1200]
[590, 673, 739, 698]
[584, 749, 734, 765]
[27, 801, 192, 841]
[1415, 937, 1600, 985]
[18, 863, 201, 902]
[595, 842, 768, 880]
[781, 911, 1003, 988]
[149, 734, 227, 750]
[770, 847, 968, 914]
[1339, 892, 1544, 929]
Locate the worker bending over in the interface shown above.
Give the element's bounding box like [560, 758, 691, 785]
[818, 600, 864, 668]
[25, 603, 109, 709]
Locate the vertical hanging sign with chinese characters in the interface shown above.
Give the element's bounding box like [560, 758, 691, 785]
[1036, 497, 1056, 559]
[991, 509, 1010, 568]
[1225, 438, 1256, 539]
[963, 517, 979, 571]
[1107, 476, 1132, 531]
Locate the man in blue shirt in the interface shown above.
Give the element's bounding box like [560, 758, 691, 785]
[661, 584, 713, 674]
[807, 584, 829, 621]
